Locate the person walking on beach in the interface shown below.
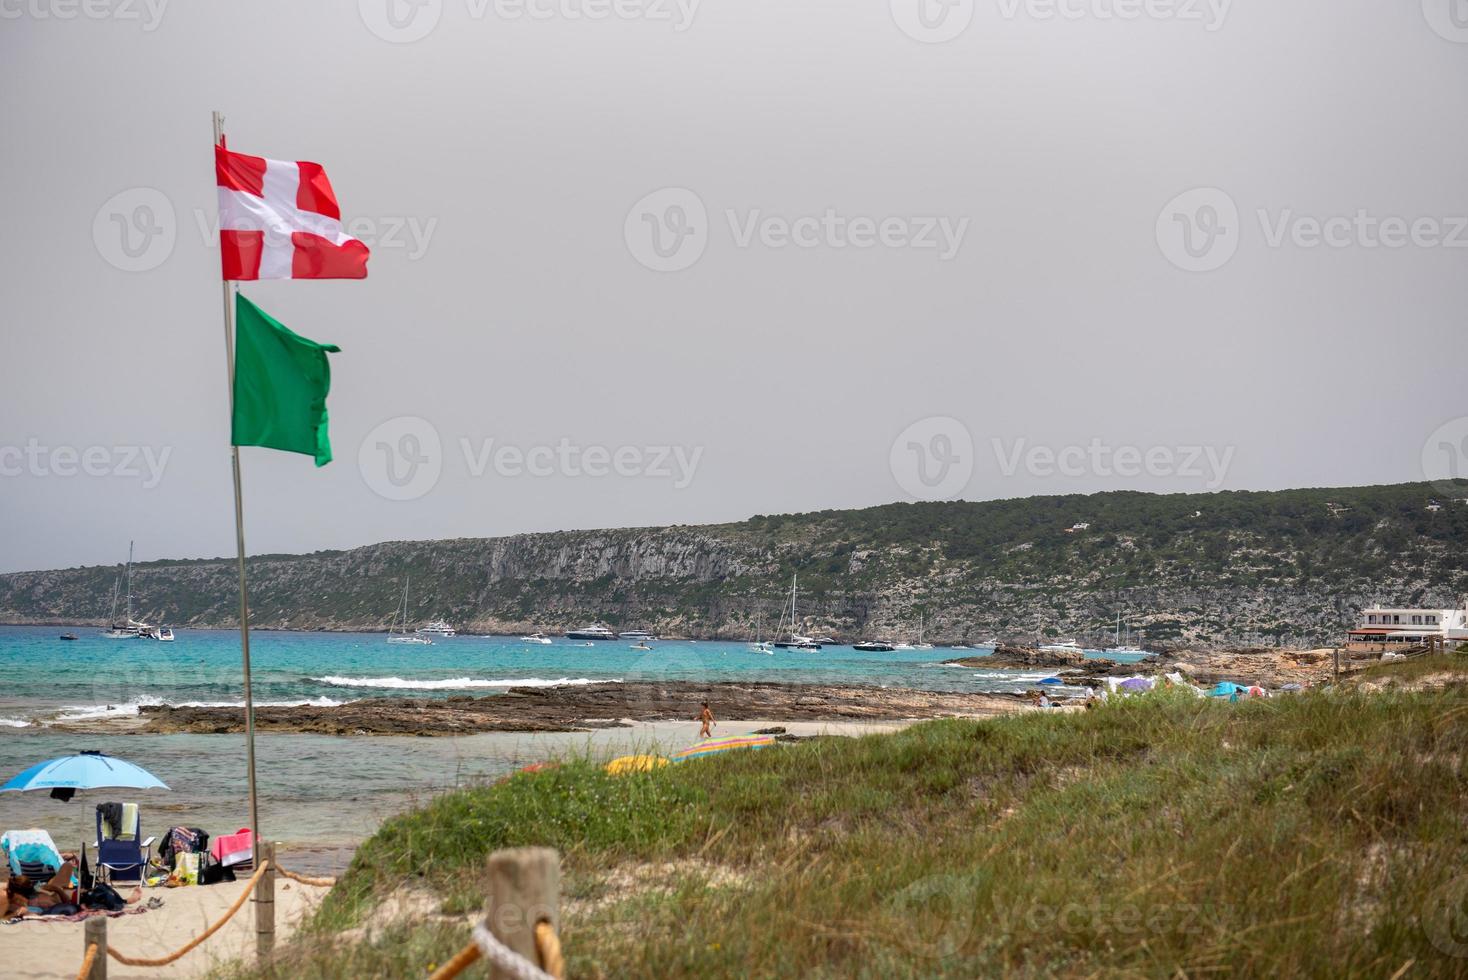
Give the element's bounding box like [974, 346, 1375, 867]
[698, 702, 715, 739]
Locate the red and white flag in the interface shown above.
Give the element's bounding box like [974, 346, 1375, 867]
[215, 144, 370, 280]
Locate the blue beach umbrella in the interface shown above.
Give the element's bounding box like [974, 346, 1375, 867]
[2, 750, 169, 801]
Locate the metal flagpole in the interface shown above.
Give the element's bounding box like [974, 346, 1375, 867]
[213, 110, 262, 865]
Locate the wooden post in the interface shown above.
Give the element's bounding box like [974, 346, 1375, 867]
[484, 847, 560, 979]
[1333, 646, 1340, 680]
[83, 916, 107, 980]
[255, 840, 276, 960]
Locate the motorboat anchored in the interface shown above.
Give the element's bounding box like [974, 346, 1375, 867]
[419, 621, 457, 637]
[1039, 639, 1085, 654]
[566, 625, 617, 641]
[853, 641, 896, 652]
[618, 630, 658, 641]
[520, 632, 553, 645]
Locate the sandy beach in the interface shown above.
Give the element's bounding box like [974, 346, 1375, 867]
[1, 876, 331, 980]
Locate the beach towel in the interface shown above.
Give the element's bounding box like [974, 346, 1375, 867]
[672, 734, 776, 762]
[10, 905, 150, 924]
[98, 802, 124, 840]
[1, 829, 62, 879]
[210, 828, 255, 868]
[119, 803, 138, 840]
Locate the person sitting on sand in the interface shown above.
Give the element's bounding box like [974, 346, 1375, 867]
[4, 853, 77, 917]
[698, 702, 714, 738]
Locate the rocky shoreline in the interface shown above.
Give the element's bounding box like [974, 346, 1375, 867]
[72, 682, 1032, 737]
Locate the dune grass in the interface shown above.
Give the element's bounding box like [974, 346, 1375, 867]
[226, 663, 1468, 978]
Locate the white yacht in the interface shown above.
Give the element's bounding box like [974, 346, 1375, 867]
[101, 542, 152, 639]
[1103, 614, 1147, 655]
[748, 612, 773, 654]
[618, 630, 657, 641]
[419, 621, 457, 637]
[771, 574, 822, 650]
[520, 632, 553, 645]
[566, 624, 617, 641]
[140, 626, 175, 642]
[387, 577, 433, 645]
[911, 613, 934, 651]
[1039, 639, 1085, 654]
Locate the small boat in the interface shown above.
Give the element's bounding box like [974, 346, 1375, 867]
[59, 633, 79, 641]
[853, 641, 895, 652]
[139, 627, 175, 641]
[418, 620, 457, 637]
[566, 625, 617, 641]
[520, 632, 553, 645]
[747, 612, 773, 654]
[387, 577, 433, 645]
[629, 642, 652, 651]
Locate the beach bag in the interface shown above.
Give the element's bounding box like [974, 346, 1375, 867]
[43, 902, 81, 916]
[81, 883, 126, 912]
[175, 852, 201, 886]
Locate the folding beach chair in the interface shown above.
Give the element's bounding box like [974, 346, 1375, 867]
[94, 802, 156, 884]
[1, 828, 62, 879]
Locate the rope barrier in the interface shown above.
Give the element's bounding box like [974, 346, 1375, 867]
[470, 923, 557, 980]
[274, 865, 337, 887]
[534, 920, 564, 978]
[75, 943, 98, 980]
[105, 860, 271, 968]
[427, 941, 481, 980]
[427, 921, 562, 980]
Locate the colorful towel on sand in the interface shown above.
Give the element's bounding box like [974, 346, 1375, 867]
[11, 906, 150, 924]
[672, 734, 777, 762]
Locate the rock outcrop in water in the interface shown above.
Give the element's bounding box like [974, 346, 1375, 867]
[3, 482, 1465, 646]
[109, 682, 1029, 736]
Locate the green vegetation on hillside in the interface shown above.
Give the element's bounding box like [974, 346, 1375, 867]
[5, 481, 1467, 644]
[227, 659, 1468, 978]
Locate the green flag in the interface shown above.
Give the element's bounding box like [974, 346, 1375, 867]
[231, 292, 341, 467]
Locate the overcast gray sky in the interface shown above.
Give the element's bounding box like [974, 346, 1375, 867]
[2, 0, 1466, 574]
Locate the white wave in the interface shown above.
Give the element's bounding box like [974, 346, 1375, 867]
[313, 675, 616, 691]
[52, 696, 346, 722]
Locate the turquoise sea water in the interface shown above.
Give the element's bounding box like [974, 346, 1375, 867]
[0, 626, 1143, 861]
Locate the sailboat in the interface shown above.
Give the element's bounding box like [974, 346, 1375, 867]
[387, 576, 433, 645]
[1104, 613, 1147, 655]
[748, 610, 773, 654]
[911, 612, 934, 651]
[771, 573, 821, 651]
[100, 542, 152, 639]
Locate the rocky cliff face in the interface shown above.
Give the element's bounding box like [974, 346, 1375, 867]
[4, 484, 1465, 646]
